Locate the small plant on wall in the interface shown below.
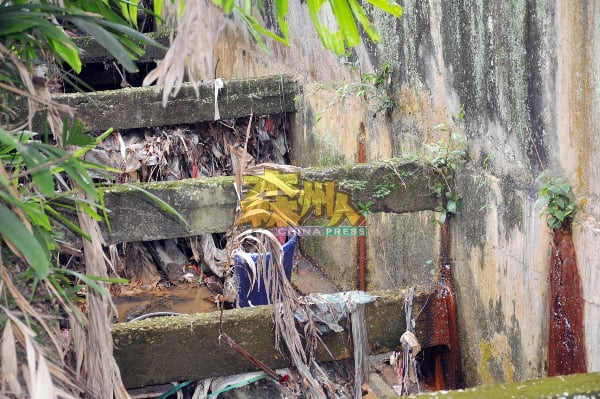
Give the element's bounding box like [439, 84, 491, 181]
[535, 173, 586, 376]
[534, 174, 576, 230]
[427, 112, 468, 223]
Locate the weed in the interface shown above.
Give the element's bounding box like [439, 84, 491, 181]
[427, 106, 468, 223]
[535, 174, 576, 230]
[358, 200, 373, 218]
[339, 179, 368, 191]
[373, 182, 393, 199]
[317, 62, 395, 120]
[320, 152, 345, 166]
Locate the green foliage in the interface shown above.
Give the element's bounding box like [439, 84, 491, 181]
[212, 0, 403, 55]
[535, 174, 576, 230]
[317, 62, 395, 121]
[373, 182, 392, 199]
[0, 126, 110, 281]
[428, 107, 468, 224]
[0, 0, 165, 74]
[339, 179, 368, 191]
[358, 200, 372, 218]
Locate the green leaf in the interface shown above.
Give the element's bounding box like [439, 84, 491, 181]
[69, 16, 139, 73]
[274, 0, 289, 40]
[348, 0, 380, 42]
[153, 0, 164, 27]
[64, 118, 94, 147]
[0, 202, 51, 279]
[366, 0, 403, 17]
[330, 0, 360, 47]
[232, 6, 288, 50]
[214, 0, 235, 14]
[447, 200, 457, 214]
[37, 22, 82, 73]
[44, 203, 91, 241]
[56, 269, 107, 298]
[0, 16, 41, 35]
[307, 0, 345, 55]
[0, 130, 55, 197]
[119, 0, 139, 28]
[72, 127, 114, 159]
[122, 183, 189, 227]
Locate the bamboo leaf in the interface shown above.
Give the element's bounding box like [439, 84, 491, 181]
[44, 203, 91, 242]
[348, 0, 380, 42]
[38, 24, 82, 73]
[68, 16, 139, 73]
[331, 0, 360, 47]
[63, 118, 94, 147]
[274, 0, 289, 40]
[122, 183, 189, 227]
[72, 127, 114, 159]
[0, 130, 55, 197]
[366, 0, 403, 17]
[307, 0, 345, 55]
[0, 202, 51, 279]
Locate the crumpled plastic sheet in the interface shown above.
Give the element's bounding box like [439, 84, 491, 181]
[294, 290, 378, 333]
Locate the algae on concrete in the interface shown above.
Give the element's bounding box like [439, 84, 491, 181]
[405, 372, 600, 399]
[36, 75, 297, 132]
[112, 288, 420, 388]
[57, 160, 443, 245]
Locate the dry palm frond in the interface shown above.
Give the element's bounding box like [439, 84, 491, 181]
[0, 42, 73, 135]
[75, 193, 131, 399]
[219, 115, 337, 397]
[0, 289, 81, 399]
[143, 0, 227, 106]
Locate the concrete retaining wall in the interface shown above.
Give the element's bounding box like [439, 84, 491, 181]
[195, 1, 600, 386]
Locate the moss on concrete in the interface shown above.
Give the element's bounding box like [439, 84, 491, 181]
[112, 288, 426, 388]
[301, 160, 442, 214]
[38, 75, 297, 132]
[100, 176, 238, 244]
[405, 372, 600, 399]
[56, 159, 442, 245]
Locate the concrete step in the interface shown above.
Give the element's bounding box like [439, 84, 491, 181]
[113, 288, 422, 388]
[38, 75, 296, 132]
[58, 160, 441, 245]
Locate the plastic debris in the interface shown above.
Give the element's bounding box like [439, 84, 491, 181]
[294, 290, 378, 333]
[295, 290, 378, 399]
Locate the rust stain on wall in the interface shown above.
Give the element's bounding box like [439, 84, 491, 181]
[548, 226, 587, 376]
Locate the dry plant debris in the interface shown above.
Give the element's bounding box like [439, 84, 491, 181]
[89, 114, 291, 298]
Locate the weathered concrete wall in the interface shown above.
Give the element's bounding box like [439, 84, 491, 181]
[173, 0, 600, 386]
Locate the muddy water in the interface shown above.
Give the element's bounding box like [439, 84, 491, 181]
[113, 286, 218, 323]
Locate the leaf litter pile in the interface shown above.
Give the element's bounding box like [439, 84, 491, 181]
[81, 114, 291, 300]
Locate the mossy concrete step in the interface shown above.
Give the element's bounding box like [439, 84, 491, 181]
[113, 286, 600, 397]
[113, 288, 432, 388]
[406, 372, 600, 399]
[39, 75, 296, 131]
[90, 160, 440, 245]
